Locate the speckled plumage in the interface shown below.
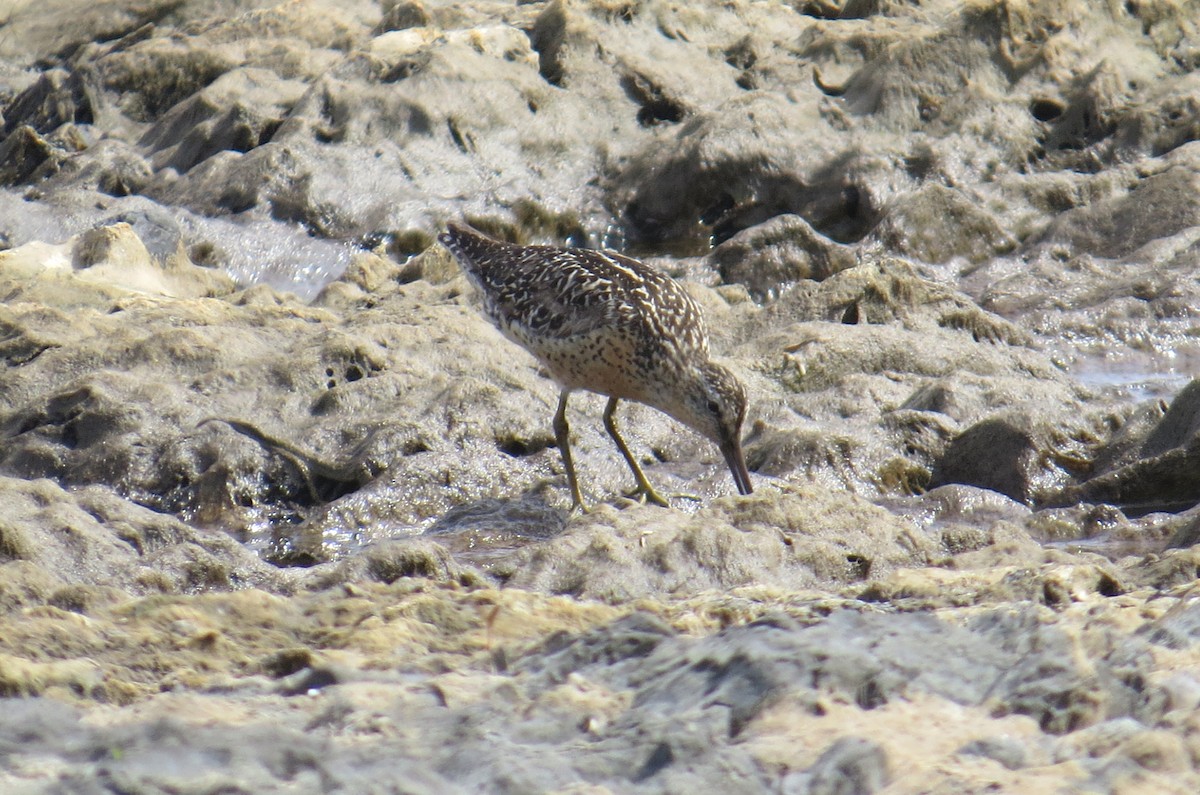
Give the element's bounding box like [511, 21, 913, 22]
[439, 222, 753, 509]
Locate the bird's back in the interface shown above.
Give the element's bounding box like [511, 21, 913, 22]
[441, 223, 706, 345]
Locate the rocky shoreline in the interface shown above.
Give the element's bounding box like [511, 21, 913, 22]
[3, 0, 1200, 792]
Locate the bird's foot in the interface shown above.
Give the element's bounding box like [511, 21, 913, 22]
[621, 484, 700, 508]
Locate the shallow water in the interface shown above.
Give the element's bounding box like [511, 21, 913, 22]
[1067, 348, 1198, 403]
[0, 188, 351, 301]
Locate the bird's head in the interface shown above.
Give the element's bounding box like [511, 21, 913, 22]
[667, 360, 753, 496]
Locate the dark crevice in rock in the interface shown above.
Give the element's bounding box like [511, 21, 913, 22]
[496, 435, 553, 458]
[402, 439, 431, 456]
[620, 72, 686, 127]
[380, 56, 430, 83]
[1030, 97, 1064, 122]
[0, 126, 57, 186]
[216, 186, 258, 214]
[446, 118, 473, 153]
[633, 742, 673, 781]
[723, 38, 757, 73]
[528, 3, 567, 87]
[3, 68, 99, 136]
[698, 193, 735, 226]
[375, 0, 431, 34]
[796, 1, 848, 20]
[604, 4, 637, 24]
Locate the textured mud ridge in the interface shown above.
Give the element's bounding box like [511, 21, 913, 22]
[3, 0, 1200, 792]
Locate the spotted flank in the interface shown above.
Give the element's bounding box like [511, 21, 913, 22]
[439, 221, 753, 509]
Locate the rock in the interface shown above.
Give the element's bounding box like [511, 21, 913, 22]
[98, 206, 184, 262]
[0, 475, 295, 596]
[32, 137, 154, 197]
[613, 91, 847, 248]
[1166, 509, 1200, 550]
[868, 182, 1016, 265]
[0, 221, 234, 301]
[931, 410, 1076, 505]
[0, 0, 207, 66]
[805, 737, 890, 795]
[140, 67, 307, 173]
[707, 213, 858, 299]
[1140, 380, 1200, 458]
[97, 37, 240, 124]
[959, 735, 1031, 771]
[1033, 145, 1200, 259]
[734, 257, 1090, 500]
[1052, 380, 1200, 513]
[0, 125, 59, 185]
[2, 69, 101, 136]
[376, 1, 431, 34]
[761, 257, 1030, 343]
[1054, 719, 1191, 776]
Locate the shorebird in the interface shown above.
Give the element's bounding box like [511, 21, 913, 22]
[439, 222, 753, 510]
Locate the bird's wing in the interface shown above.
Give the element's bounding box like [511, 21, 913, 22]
[480, 248, 629, 338]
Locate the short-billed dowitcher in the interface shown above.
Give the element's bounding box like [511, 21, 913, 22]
[439, 222, 752, 510]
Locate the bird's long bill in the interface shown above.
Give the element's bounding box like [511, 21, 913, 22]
[720, 438, 754, 496]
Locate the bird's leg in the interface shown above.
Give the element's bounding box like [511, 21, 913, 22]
[553, 391, 588, 513]
[602, 397, 673, 508]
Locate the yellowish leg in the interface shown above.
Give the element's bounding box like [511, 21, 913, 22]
[603, 397, 671, 508]
[553, 391, 588, 513]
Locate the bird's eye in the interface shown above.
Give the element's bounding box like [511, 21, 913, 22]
[706, 399, 721, 414]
